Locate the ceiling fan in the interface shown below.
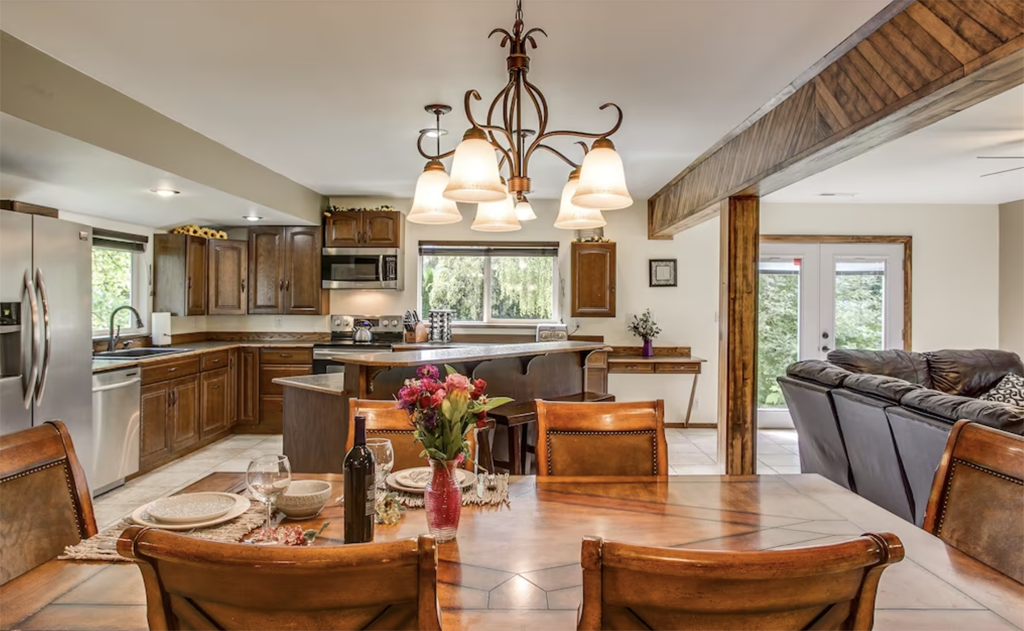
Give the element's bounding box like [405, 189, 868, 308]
[977, 156, 1024, 178]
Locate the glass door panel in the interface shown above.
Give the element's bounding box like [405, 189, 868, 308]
[833, 260, 885, 351]
[757, 259, 801, 411]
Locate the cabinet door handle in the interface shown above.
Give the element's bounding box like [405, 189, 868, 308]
[187, 277, 192, 290]
[279, 279, 284, 292]
[241, 279, 246, 293]
[170, 391, 176, 406]
[285, 280, 290, 291]
[212, 385, 220, 390]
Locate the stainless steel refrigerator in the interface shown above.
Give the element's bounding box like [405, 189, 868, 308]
[0, 210, 93, 481]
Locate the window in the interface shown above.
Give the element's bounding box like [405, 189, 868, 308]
[419, 242, 559, 324]
[92, 233, 147, 336]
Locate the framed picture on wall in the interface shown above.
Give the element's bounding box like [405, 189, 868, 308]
[649, 259, 677, 287]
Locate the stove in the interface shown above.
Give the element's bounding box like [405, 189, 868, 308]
[312, 314, 405, 374]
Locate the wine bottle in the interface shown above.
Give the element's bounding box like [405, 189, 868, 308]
[343, 414, 376, 543]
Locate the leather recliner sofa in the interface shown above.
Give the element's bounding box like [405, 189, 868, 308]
[779, 349, 1024, 526]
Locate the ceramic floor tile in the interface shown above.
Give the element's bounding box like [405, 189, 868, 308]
[665, 441, 705, 454]
[94, 483, 173, 506]
[670, 465, 723, 475]
[130, 469, 208, 488]
[757, 462, 778, 475]
[772, 466, 803, 474]
[755, 443, 797, 455]
[756, 454, 802, 466]
[212, 458, 253, 472]
[55, 566, 146, 606]
[92, 503, 138, 530]
[669, 452, 716, 465]
[873, 610, 1020, 631]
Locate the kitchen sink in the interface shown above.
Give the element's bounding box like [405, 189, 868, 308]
[94, 348, 192, 359]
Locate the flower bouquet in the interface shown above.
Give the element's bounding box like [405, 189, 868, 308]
[628, 308, 661, 357]
[397, 365, 511, 541]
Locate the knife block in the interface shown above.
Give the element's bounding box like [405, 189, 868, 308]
[405, 322, 430, 343]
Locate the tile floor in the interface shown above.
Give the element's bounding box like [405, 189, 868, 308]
[92, 429, 800, 530]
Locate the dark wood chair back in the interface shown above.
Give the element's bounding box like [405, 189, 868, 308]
[923, 420, 1024, 583]
[578, 533, 904, 630]
[347, 399, 479, 471]
[535, 400, 668, 476]
[0, 420, 96, 584]
[117, 527, 442, 631]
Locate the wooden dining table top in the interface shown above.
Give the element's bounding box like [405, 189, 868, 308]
[2, 473, 1021, 631]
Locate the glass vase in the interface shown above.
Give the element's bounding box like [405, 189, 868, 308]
[424, 458, 462, 542]
[642, 339, 654, 357]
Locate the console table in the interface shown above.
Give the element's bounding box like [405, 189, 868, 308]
[607, 347, 707, 427]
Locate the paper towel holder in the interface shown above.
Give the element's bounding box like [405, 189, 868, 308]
[151, 312, 173, 347]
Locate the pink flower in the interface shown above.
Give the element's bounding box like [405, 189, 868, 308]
[445, 373, 471, 392]
[430, 389, 446, 407]
[399, 386, 420, 403]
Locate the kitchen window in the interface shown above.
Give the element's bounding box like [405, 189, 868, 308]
[92, 231, 148, 337]
[418, 241, 559, 324]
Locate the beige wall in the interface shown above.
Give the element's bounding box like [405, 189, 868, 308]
[999, 199, 1024, 357]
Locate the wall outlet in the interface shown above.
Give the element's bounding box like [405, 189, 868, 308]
[275, 316, 283, 329]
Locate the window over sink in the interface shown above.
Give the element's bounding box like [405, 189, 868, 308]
[418, 241, 559, 324]
[92, 233, 147, 337]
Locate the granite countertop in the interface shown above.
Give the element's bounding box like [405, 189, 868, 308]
[272, 373, 346, 396]
[332, 340, 610, 368]
[91, 340, 318, 373]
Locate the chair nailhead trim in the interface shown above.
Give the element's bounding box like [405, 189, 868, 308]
[936, 458, 1023, 537]
[545, 430, 658, 475]
[0, 459, 84, 539]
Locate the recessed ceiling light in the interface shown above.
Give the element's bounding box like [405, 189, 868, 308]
[419, 127, 448, 139]
[243, 215, 263, 222]
[819, 192, 857, 198]
[151, 188, 180, 197]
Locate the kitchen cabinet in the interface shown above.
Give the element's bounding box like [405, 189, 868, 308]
[208, 239, 248, 315]
[227, 348, 239, 426]
[248, 226, 326, 315]
[571, 242, 616, 318]
[154, 234, 207, 316]
[200, 368, 229, 439]
[169, 375, 200, 451]
[257, 347, 312, 433]
[237, 347, 260, 426]
[139, 382, 171, 469]
[324, 211, 401, 248]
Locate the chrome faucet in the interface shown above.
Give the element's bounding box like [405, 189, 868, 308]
[108, 306, 144, 352]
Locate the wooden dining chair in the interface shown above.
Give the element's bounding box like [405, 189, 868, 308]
[346, 399, 482, 471]
[117, 527, 441, 631]
[0, 420, 97, 585]
[535, 400, 668, 476]
[578, 533, 904, 630]
[923, 420, 1024, 583]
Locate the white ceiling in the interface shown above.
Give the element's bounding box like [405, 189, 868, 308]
[0, 0, 888, 201]
[767, 84, 1024, 205]
[0, 114, 308, 228]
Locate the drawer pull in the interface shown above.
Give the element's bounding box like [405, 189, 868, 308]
[167, 367, 178, 372]
[212, 385, 220, 390]
[212, 358, 221, 363]
[279, 353, 292, 358]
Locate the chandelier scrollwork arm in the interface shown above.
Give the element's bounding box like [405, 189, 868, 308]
[523, 102, 623, 168]
[417, 129, 455, 161]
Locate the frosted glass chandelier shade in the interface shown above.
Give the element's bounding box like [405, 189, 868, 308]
[555, 176, 606, 230]
[471, 190, 521, 232]
[514, 198, 537, 221]
[442, 130, 506, 203]
[572, 139, 633, 210]
[408, 162, 463, 225]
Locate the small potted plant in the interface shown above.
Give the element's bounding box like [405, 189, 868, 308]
[628, 309, 661, 358]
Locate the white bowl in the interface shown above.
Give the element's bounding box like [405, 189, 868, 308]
[276, 480, 332, 519]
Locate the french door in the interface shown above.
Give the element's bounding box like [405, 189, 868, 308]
[757, 241, 906, 427]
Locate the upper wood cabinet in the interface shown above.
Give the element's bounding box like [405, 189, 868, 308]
[208, 239, 248, 315]
[324, 211, 401, 248]
[571, 242, 616, 318]
[154, 234, 208, 316]
[249, 226, 326, 315]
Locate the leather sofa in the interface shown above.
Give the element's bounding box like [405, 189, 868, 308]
[779, 349, 1024, 526]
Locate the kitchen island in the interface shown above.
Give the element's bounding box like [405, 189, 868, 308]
[277, 341, 609, 473]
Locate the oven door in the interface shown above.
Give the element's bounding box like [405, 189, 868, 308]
[321, 248, 402, 290]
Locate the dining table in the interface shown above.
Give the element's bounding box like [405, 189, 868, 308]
[1, 473, 1021, 631]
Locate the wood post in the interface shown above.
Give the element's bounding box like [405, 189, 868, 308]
[718, 196, 759, 475]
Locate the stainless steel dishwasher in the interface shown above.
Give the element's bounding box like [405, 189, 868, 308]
[91, 366, 141, 495]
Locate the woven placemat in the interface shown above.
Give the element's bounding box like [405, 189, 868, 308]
[391, 473, 510, 508]
[60, 494, 266, 563]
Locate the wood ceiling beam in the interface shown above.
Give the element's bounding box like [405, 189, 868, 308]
[648, 0, 1024, 238]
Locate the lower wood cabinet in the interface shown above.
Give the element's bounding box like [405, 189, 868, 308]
[257, 347, 311, 433]
[140, 382, 171, 467]
[169, 375, 200, 451]
[237, 347, 260, 426]
[200, 368, 229, 439]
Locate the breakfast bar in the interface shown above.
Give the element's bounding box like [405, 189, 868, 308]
[277, 341, 610, 473]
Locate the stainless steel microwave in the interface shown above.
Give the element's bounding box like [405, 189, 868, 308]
[321, 248, 403, 290]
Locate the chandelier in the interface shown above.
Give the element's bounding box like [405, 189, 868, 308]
[408, 0, 632, 231]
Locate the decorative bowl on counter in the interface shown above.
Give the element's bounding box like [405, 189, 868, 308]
[276, 480, 332, 519]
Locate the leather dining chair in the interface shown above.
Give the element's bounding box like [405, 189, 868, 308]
[578, 533, 904, 630]
[535, 400, 668, 477]
[118, 527, 442, 631]
[923, 420, 1024, 583]
[347, 399, 484, 472]
[0, 420, 97, 585]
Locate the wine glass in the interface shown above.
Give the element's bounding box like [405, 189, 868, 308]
[366, 438, 394, 490]
[246, 454, 292, 534]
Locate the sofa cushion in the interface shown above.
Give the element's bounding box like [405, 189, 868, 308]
[827, 349, 932, 388]
[901, 389, 1024, 434]
[978, 373, 1024, 407]
[843, 373, 922, 403]
[786, 360, 851, 387]
[924, 349, 1024, 398]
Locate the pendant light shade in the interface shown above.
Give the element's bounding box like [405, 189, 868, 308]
[443, 128, 506, 203]
[472, 186, 521, 232]
[555, 171, 607, 230]
[408, 161, 463, 225]
[572, 138, 633, 210]
[514, 197, 537, 221]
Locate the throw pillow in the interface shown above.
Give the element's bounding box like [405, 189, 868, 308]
[978, 373, 1024, 407]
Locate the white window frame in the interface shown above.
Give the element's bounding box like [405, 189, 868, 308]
[417, 247, 560, 325]
[91, 246, 149, 338]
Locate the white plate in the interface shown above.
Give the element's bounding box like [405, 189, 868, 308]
[386, 468, 476, 494]
[132, 493, 251, 531]
[147, 492, 238, 524]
